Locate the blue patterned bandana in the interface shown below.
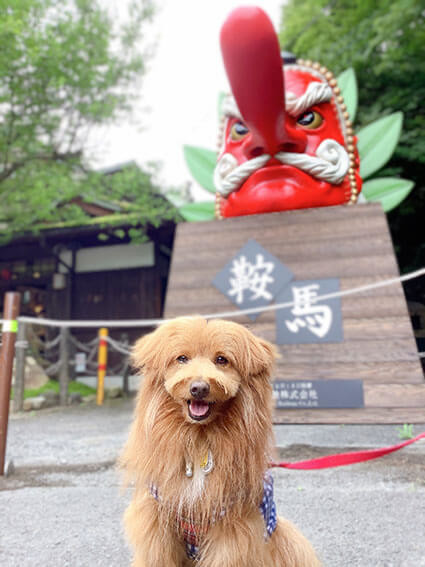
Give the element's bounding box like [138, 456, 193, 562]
[260, 472, 278, 539]
[150, 472, 277, 560]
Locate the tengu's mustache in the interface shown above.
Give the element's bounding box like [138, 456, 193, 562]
[214, 139, 350, 197]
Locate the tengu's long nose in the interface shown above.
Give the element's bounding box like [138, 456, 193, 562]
[190, 381, 210, 400]
[220, 6, 305, 156]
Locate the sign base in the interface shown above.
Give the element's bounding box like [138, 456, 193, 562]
[165, 204, 424, 423]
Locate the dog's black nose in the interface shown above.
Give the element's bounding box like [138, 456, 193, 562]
[190, 381, 210, 399]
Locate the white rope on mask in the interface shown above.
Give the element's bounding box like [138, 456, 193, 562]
[214, 138, 349, 196]
[275, 139, 350, 185]
[222, 82, 333, 122]
[285, 82, 332, 116]
[214, 153, 271, 196]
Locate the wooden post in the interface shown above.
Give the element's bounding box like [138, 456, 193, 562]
[59, 327, 70, 406]
[0, 292, 21, 476]
[14, 322, 26, 412]
[97, 328, 108, 406]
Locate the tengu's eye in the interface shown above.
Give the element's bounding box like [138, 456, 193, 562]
[296, 110, 323, 129]
[177, 355, 189, 364]
[230, 121, 249, 141]
[215, 355, 229, 366]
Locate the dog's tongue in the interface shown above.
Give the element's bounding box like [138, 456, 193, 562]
[190, 400, 210, 417]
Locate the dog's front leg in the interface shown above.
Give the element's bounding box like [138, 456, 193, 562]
[124, 493, 185, 567]
[199, 510, 269, 567]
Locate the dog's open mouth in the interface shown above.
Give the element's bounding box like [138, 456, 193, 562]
[187, 400, 214, 421]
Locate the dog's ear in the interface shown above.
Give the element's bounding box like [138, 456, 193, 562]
[238, 327, 279, 378]
[131, 327, 166, 377]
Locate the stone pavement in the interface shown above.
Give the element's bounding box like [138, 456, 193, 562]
[0, 398, 424, 567]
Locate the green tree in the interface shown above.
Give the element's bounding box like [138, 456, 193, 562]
[279, 0, 425, 273]
[0, 0, 177, 242]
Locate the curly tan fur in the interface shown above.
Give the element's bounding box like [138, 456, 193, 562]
[121, 317, 321, 567]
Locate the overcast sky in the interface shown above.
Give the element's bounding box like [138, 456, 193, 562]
[92, 0, 283, 199]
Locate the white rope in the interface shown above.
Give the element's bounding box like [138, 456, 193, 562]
[44, 334, 61, 350]
[27, 326, 61, 350]
[69, 334, 98, 352]
[285, 82, 333, 116]
[275, 139, 350, 185]
[222, 82, 332, 120]
[13, 267, 425, 329]
[103, 335, 131, 356]
[86, 344, 98, 365]
[17, 316, 160, 328]
[0, 340, 29, 347]
[214, 153, 270, 197]
[44, 360, 62, 376]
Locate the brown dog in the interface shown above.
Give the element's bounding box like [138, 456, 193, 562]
[121, 317, 321, 567]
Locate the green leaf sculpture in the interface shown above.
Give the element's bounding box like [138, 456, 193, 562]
[362, 177, 414, 213]
[357, 112, 403, 179]
[179, 201, 215, 222]
[337, 68, 358, 122]
[183, 145, 217, 194]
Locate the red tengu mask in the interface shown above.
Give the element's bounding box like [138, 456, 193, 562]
[214, 6, 362, 219]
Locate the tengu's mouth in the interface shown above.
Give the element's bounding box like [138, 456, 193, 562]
[187, 400, 214, 421]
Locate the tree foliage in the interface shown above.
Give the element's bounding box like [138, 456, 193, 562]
[0, 0, 178, 242]
[279, 0, 425, 272]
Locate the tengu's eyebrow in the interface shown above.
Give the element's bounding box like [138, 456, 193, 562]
[222, 82, 333, 121]
[222, 95, 243, 121]
[285, 82, 333, 117]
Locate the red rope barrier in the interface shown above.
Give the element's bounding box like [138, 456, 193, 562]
[270, 432, 425, 470]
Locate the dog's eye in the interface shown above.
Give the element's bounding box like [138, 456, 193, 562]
[215, 355, 229, 366]
[177, 355, 189, 364]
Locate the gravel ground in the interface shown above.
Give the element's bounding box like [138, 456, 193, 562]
[1, 399, 424, 567]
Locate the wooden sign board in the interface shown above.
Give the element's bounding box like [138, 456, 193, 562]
[165, 203, 425, 423]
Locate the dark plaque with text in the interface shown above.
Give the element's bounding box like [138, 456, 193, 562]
[273, 380, 364, 409]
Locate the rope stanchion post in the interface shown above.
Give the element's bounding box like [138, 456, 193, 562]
[0, 292, 21, 476]
[14, 322, 26, 412]
[59, 327, 70, 406]
[97, 328, 108, 406]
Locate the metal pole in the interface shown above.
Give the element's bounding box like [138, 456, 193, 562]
[59, 327, 70, 406]
[0, 292, 21, 476]
[97, 328, 108, 406]
[14, 322, 26, 412]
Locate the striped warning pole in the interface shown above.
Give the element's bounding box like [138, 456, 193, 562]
[96, 328, 108, 406]
[0, 292, 21, 476]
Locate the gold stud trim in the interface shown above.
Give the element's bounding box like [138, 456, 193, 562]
[215, 193, 223, 220]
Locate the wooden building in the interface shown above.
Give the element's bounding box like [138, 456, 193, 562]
[0, 222, 174, 321]
[0, 190, 176, 347]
